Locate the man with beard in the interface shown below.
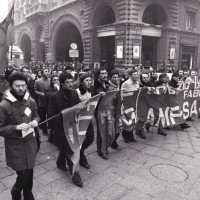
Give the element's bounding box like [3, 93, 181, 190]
[0, 72, 39, 200]
[34, 68, 50, 135]
[47, 72, 83, 187]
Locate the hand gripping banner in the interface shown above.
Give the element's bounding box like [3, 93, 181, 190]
[61, 94, 101, 173]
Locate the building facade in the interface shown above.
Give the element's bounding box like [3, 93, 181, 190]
[13, 0, 200, 71]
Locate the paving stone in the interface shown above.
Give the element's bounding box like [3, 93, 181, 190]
[178, 141, 193, 149]
[142, 146, 160, 155]
[36, 154, 55, 164]
[1, 174, 17, 188]
[186, 180, 200, 200]
[93, 183, 128, 200]
[162, 143, 178, 151]
[34, 165, 48, 177]
[170, 153, 192, 165]
[129, 152, 154, 164]
[155, 149, 174, 159]
[103, 160, 142, 178]
[129, 142, 148, 152]
[108, 148, 138, 162]
[134, 178, 166, 196]
[176, 148, 194, 157]
[84, 172, 121, 192]
[35, 169, 67, 185]
[119, 189, 153, 200]
[0, 167, 13, 179]
[39, 159, 57, 171]
[119, 175, 144, 189]
[153, 190, 187, 200]
[0, 189, 12, 200]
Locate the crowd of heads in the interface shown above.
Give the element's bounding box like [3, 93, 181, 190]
[1, 60, 199, 91]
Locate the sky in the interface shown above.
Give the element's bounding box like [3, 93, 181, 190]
[0, 0, 9, 23]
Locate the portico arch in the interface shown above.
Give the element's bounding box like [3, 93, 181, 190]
[18, 29, 32, 63]
[51, 14, 83, 62]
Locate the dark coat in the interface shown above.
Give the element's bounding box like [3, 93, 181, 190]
[45, 84, 58, 108]
[0, 90, 39, 171]
[94, 79, 109, 93]
[47, 88, 80, 152]
[169, 79, 179, 88]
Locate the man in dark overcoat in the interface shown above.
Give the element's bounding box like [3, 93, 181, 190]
[0, 72, 39, 200]
[47, 72, 83, 187]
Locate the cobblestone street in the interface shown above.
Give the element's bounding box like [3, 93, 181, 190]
[0, 118, 200, 200]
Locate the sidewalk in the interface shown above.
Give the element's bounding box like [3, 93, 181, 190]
[0, 118, 200, 200]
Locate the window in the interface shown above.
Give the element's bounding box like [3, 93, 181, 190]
[186, 11, 195, 29]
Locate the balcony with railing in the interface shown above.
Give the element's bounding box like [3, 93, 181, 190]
[49, 0, 78, 11]
[25, 0, 48, 18]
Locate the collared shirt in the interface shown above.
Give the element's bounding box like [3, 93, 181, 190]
[121, 78, 139, 91]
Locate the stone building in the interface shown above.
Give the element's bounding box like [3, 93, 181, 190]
[13, 0, 200, 71]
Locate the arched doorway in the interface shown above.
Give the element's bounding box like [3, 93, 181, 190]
[93, 4, 116, 72]
[20, 34, 31, 63]
[142, 4, 168, 68]
[54, 22, 83, 63]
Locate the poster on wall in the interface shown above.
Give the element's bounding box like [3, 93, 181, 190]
[116, 41, 123, 59]
[46, 53, 52, 61]
[133, 46, 140, 59]
[170, 48, 175, 60]
[117, 46, 123, 58]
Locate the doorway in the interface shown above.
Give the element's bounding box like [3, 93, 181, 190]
[142, 36, 158, 67]
[99, 36, 115, 73]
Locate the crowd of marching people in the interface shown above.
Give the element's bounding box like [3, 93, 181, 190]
[0, 60, 199, 199]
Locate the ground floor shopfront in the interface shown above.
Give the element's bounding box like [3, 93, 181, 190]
[14, 0, 200, 71]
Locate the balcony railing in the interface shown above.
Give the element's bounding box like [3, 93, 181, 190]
[25, 1, 48, 18]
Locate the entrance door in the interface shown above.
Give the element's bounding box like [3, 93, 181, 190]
[181, 46, 196, 70]
[142, 36, 158, 68]
[99, 36, 115, 73]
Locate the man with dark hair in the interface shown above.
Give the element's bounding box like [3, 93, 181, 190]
[34, 68, 50, 135]
[45, 75, 59, 143]
[47, 72, 83, 187]
[94, 67, 110, 159]
[0, 72, 39, 200]
[154, 73, 169, 136]
[121, 68, 139, 143]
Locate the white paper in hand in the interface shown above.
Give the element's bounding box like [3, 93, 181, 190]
[22, 127, 35, 138]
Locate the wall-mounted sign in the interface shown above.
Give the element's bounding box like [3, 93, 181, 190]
[70, 43, 77, 50]
[69, 50, 79, 58]
[170, 48, 175, 60]
[46, 53, 52, 61]
[117, 46, 123, 59]
[116, 41, 123, 59]
[133, 46, 140, 59]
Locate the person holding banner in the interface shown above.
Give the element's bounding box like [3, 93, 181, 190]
[76, 72, 95, 169]
[0, 72, 39, 200]
[108, 69, 121, 150]
[121, 68, 139, 143]
[47, 72, 83, 187]
[94, 67, 110, 159]
[154, 73, 169, 136]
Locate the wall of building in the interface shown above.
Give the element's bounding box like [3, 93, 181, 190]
[13, 0, 200, 70]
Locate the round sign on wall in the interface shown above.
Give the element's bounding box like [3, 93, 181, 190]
[70, 43, 77, 50]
